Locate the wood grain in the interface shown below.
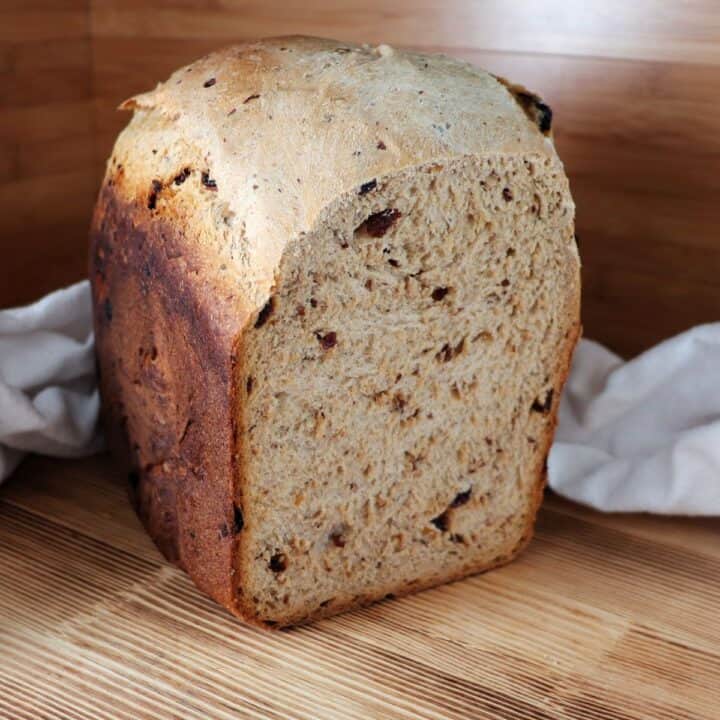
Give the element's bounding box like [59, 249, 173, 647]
[0, 0, 95, 308]
[89, 0, 720, 65]
[0, 454, 717, 719]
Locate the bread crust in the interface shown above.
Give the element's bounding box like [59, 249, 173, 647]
[89, 35, 581, 627]
[90, 186, 241, 609]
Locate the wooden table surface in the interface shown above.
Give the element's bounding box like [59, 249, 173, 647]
[1, 455, 717, 720]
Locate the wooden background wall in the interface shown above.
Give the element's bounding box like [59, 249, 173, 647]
[3, 1, 719, 356]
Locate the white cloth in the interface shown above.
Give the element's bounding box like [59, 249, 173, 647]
[550, 327, 720, 515]
[0, 282, 102, 481]
[1, 281, 718, 516]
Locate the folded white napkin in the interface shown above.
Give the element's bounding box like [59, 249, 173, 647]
[0, 282, 102, 481]
[1, 282, 718, 516]
[550, 327, 720, 515]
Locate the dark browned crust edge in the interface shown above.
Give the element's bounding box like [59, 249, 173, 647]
[89, 182, 241, 611]
[524, 318, 583, 552]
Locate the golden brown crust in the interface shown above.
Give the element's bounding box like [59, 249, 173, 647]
[90, 183, 241, 609]
[522, 317, 583, 561]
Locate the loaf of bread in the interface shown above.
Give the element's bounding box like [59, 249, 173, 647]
[90, 36, 580, 627]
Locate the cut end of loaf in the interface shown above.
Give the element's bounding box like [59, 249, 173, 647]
[237, 155, 579, 626]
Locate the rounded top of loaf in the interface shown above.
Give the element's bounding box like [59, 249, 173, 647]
[103, 35, 562, 312]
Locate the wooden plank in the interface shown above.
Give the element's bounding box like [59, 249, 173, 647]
[3, 0, 86, 10]
[2, 134, 94, 184]
[0, 9, 87, 44]
[89, 0, 720, 65]
[0, 0, 94, 308]
[3, 455, 161, 562]
[0, 100, 93, 144]
[0, 170, 97, 239]
[0, 101, 95, 185]
[0, 38, 91, 108]
[0, 223, 93, 309]
[0, 171, 99, 308]
[1, 455, 718, 719]
[581, 265, 720, 356]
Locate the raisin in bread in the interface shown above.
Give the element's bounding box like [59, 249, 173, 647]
[90, 36, 580, 627]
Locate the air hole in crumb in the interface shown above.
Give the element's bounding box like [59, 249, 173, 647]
[436, 337, 465, 363]
[233, 505, 244, 533]
[359, 179, 377, 195]
[436, 343, 453, 363]
[203, 78, 216, 88]
[254, 297, 275, 328]
[506, 247, 516, 257]
[269, 553, 287, 572]
[502, 187, 513, 202]
[431, 286, 449, 301]
[431, 511, 450, 532]
[451, 488, 472, 507]
[310, 298, 318, 308]
[243, 93, 260, 103]
[435, 343, 455, 362]
[329, 531, 346, 548]
[246, 376, 254, 394]
[377, 140, 387, 150]
[387, 258, 399, 267]
[501, 278, 510, 287]
[364, 279, 373, 291]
